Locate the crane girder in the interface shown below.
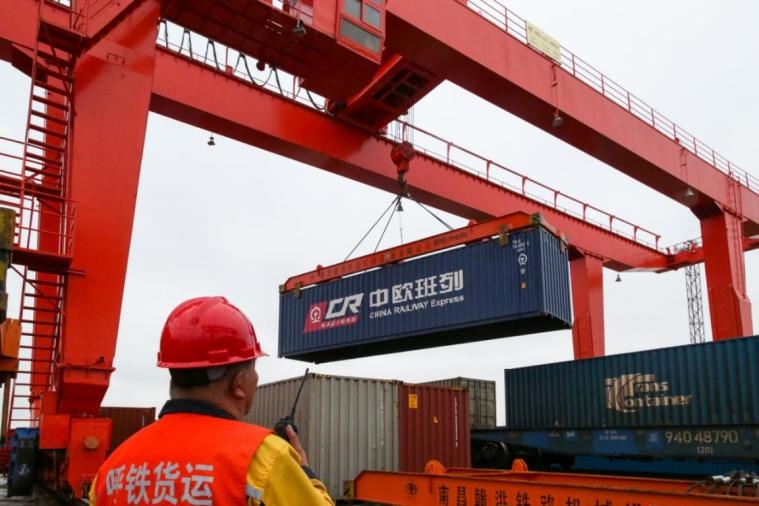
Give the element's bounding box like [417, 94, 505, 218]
[150, 47, 668, 271]
[384, 0, 759, 228]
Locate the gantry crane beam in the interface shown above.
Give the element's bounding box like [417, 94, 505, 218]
[383, 0, 759, 229]
[150, 47, 667, 272]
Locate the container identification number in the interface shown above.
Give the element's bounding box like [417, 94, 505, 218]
[664, 430, 739, 445]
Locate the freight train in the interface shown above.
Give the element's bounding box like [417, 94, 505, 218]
[471, 335, 759, 477]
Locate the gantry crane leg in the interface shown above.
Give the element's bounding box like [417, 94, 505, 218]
[700, 210, 753, 340]
[34, 0, 161, 497]
[569, 253, 605, 358]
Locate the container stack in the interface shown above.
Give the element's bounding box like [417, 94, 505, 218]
[247, 373, 470, 499]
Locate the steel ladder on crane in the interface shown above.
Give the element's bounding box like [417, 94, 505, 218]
[6, 15, 79, 432]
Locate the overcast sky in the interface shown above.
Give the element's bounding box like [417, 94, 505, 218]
[0, 0, 757, 425]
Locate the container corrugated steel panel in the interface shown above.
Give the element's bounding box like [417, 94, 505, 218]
[505, 336, 759, 429]
[399, 384, 471, 472]
[421, 377, 496, 429]
[99, 407, 156, 452]
[280, 226, 571, 362]
[246, 374, 399, 499]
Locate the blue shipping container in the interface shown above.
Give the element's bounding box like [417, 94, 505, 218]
[8, 427, 38, 497]
[505, 335, 759, 429]
[279, 225, 571, 362]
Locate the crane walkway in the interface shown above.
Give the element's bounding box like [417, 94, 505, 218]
[462, 0, 758, 195]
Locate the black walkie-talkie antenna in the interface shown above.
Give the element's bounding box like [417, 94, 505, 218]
[274, 368, 309, 439]
[288, 368, 310, 419]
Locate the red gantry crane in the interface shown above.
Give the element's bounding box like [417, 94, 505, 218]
[0, 0, 756, 497]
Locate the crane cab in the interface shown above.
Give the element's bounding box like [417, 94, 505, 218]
[163, 0, 387, 100]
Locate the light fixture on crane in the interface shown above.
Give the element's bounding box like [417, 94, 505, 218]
[293, 20, 307, 38]
[552, 110, 564, 128]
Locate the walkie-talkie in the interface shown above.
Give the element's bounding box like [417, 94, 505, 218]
[274, 368, 309, 440]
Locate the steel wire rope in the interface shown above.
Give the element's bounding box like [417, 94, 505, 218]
[373, 195, 401, 253]
[397, 204, 404, 245]
[343, 197, 399, 262]
[408, 194, 454, 231]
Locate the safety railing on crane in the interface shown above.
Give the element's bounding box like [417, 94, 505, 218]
[668, 237, 703, 255]
[458, 0, 759, 195]
[0, 136, 76, 257]
[386, 122, 662, 250]
[156, 20, 664, 253]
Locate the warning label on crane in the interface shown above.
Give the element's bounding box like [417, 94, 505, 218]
[526, 22, 561, 63]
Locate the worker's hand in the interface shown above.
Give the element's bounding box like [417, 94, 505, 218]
[285, 424, 309, 467]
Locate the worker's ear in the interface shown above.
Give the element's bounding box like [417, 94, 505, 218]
[229, 369, 248, 400]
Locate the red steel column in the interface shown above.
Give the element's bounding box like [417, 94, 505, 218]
[700, 211, 753, 340]
[52, 0, 160, 496]
[570, 253, 605, 358]
[58, 0, 159, 416]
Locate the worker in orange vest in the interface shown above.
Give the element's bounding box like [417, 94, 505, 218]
[89, 296, 334, 505]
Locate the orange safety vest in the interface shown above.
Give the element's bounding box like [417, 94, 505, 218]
[93, 413, 270, 505]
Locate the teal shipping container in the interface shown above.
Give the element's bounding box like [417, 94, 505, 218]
[505, 336, 759, 429]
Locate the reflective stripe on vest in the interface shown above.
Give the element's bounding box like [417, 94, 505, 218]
[93, 413, 270, 505]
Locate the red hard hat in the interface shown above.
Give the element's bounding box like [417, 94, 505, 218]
[157, 296, 267, 369]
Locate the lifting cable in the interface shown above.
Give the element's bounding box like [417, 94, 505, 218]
[343, 196, 399, 261]
[373, 195, 401, 253]
[410, 196, 454, 231]
[397, 204, 405, 245]
[343, 192, 455, 261]
[343, 137, 458, 260]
